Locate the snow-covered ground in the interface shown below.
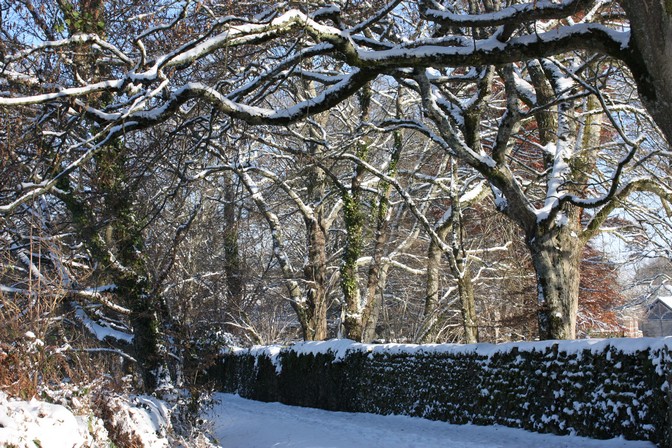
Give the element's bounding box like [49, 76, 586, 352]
[0, 390, 659, 447]
[208, 394, 655, 448]
[0, 391, 93, 448]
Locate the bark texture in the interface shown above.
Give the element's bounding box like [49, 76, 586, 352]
[528, 216, 583, 340]
[621, 0, 672, 145]
[304, 216, 328, 340]
[420, 225, 449, 343]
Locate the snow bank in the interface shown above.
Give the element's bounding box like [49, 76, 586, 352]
[99, 394, 171, 447]
[0, 390, 176, 447]
[0, 391, 90, 448]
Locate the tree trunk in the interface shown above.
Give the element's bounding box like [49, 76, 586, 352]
[340, 141, 368, 341]
[362, 129, 401, 342]
[341, 193, 364, 341]
[361, 214, 389, 342]
[528, 219, 583, 340]
[219, 172, 251, 342]
[100, 147, 163, 391]
[57, 137, 163, 392]
[421, 158, 480, 344]
[455, 254, 479, 344]
[449, 168, 479, 344]
[302, 137, 329, 341]
[362, 264, 390, 342]
[421, 233, 479, 344]
[420, 224, 449, 343]
[121, 273, 161, 391]
[304, 217, 328, 340]
[223, 173, 243, 312]
[57, 1, 163, 391]
[620, 0, 672, 145]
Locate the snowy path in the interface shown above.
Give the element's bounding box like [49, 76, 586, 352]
[207, 394, 655, 448]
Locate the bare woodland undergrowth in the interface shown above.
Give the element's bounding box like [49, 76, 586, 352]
[0, 294, 218, 448]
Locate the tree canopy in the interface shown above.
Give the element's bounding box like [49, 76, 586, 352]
[2, 0, 672, 391]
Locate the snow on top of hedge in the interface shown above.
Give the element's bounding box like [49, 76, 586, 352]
[235, 337, 672, 374]
[296, 336, 671, 358]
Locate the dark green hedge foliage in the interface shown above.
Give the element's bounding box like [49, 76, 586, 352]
[208, 341, 672, 447]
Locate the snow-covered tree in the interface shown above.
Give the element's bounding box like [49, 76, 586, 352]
[2, 0, 672, 341]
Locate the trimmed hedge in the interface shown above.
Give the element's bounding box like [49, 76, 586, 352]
[207, 338, 672, 447]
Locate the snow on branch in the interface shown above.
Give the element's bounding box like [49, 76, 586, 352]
[134, 10, 353, 81]
[0, 10, 628, 110]
[76, 285, 131, 315]
[72, 302, 133, 344]
[3, 33, 133, 66]
[422, 0, 595, 28]
[77, 347, 137, 362]
[122, 72, 377, 127]
[0, 79, 125, 107]
[354, 24, 628, 69]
